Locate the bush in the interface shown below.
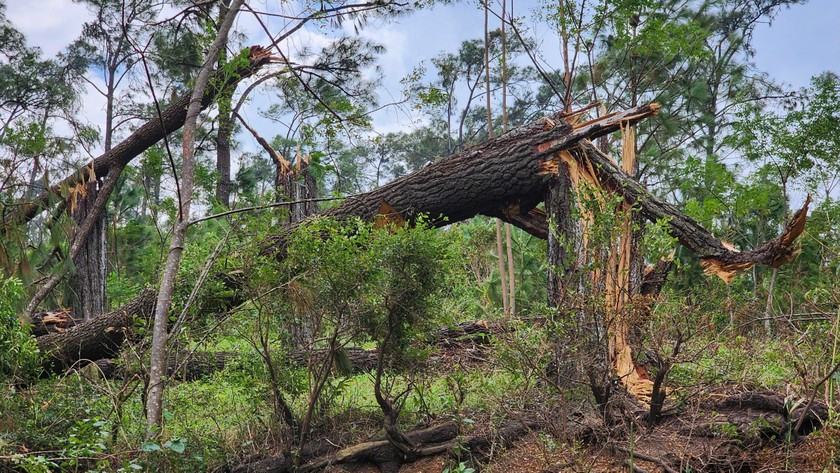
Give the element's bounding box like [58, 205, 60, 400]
[0, 277, 40, 381]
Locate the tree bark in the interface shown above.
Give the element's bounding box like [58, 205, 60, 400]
[5, 46, 272, 227]
[68, 177, 107, 320]
[546, 164, 579, 309]
[146, 0, 245, 436]
[279, 165, 318, 224]
[262, 104, 808, 286]
[215, 6, 233, 209]
[37, 288, 156, 373]
[90, 351, 233, 381]
[261, 105, 662, 256]
[216, 108, 233, 207]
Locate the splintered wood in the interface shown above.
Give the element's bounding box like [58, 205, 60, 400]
[539, 105, 811, 402]
[374, 200, 406, 229]
[609, 121, 655, 400]
[544, 113, 657, 401]
[700, 195, 812, 283]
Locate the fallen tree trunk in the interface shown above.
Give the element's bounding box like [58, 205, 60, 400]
[262, 105, 809, 286]
[37, 288, 156, 373]
[261, 105, 662, 255]
[231, 422, 459, 473]
[89, 351, 233, 381]
[46, 318, 501, 381]
[4, 46, 274, 227]
[559, 141, 811, 283]
[231, 416, 542, 473]
[30, 308, 77, 337]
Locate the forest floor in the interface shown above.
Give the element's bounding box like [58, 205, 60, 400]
[235, 333, 840, 473]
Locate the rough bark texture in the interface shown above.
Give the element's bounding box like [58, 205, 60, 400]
[565, 141, 813, 283]
[457, 418, 542, 464]
[215, 2, 233, 208]
[68, 176, 107, 320]
[640, 258, 674, 296]
[262, 104, 662, 256]
[37, 288, 156, 373]
[264, 104, 808, 285]
[232, 423, 459, 473]
[277, 159, 318, 224]
[5, 46, 273, 226]
[546, 166, 579, 309]
[216, 110, 233, 208]
[230, 417, 541, 473]
[90, 351, 233, 381]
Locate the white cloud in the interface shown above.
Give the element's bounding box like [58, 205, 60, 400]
[5, 0, 91, 58]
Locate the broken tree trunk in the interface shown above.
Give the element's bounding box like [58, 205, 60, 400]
[557, 141, 812, 283]
[232, 416, 543, 473]
[261, 104, 663, 255]
[30, 308, 77, 337]
[262, 104, 809, 285]
[68, 171, 107, 320]
[4, 46, 273, 227]
[37, 288, 156, 373]
[258, 103, 809, 407]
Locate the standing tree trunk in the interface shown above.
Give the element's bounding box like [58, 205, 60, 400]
[216, 107, 233, 207]
[278, 162, 318, 224]
[215, 1, 233, 208]
[145, 0, 245, 436]
[484, 0, 509, 315]
[68, 177, 107, 320]
[546, 160, 579, 309]
[69, 75, 117, 320]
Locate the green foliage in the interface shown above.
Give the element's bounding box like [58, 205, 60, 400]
[443, 461, 476, 473]
[0, 277, 39, 381]
[282, 216, 457, 363]
[0, 374, 116, 471]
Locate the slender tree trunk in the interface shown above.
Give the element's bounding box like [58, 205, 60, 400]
[485, 0, 509, 315]
[145, 0, 244, 436]
[501, 0, 515, 316]
[764, 182, 789, 335]
[216, 109, 233, 207]
[215, 2, 233, 208]
[764, 268, 777, 335]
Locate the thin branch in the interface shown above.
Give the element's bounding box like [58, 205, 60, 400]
[189, 195, 351, 226]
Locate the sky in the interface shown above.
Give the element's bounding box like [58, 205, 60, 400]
[4, 0, 839, 156]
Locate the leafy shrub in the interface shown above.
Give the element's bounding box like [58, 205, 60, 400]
[0, 277, 40, 381]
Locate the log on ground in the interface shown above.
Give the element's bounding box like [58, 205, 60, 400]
[231, 423, 459, 473]
[89, 351, 234, 382]
[37, 288, 156, 373]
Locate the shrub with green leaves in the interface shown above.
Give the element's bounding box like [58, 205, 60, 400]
[0, 277, 39, 381]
